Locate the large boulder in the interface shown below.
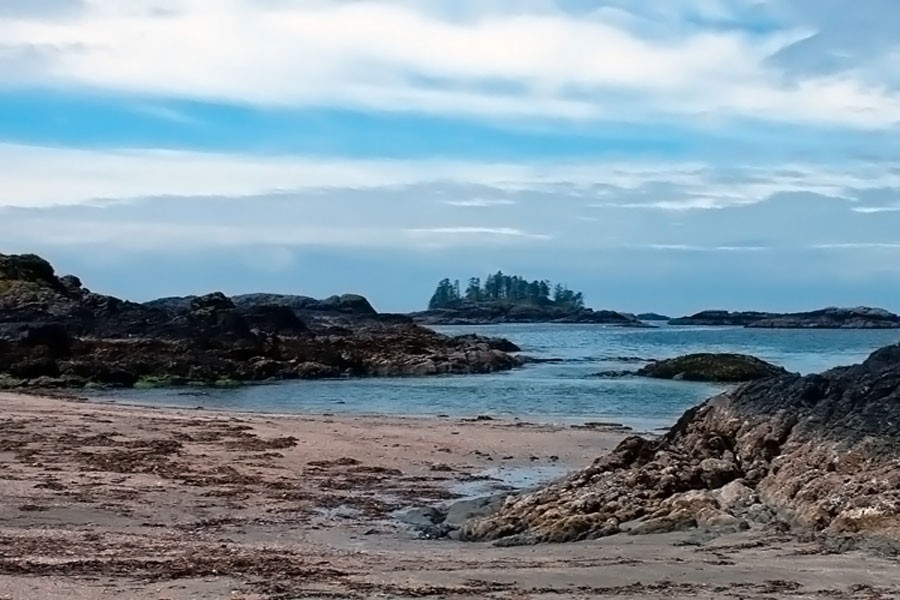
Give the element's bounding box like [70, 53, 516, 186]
[461, 343, 900, 550]
[637, 353, 790, 382]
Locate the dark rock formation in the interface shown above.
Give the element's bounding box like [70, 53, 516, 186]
[748, 307, 900, 329]
[668, 310, 776, 327]
[232, 293, 377, 316]
[637, 353, 790, 383]
[460, 344, 900, 550]
[451, 334, 521, 353]
[410, 303, 646, 326]
[670, 307, 900, 329]
[0, 253, 521, 389]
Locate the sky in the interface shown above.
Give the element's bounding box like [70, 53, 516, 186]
[1, 0, 899, 314]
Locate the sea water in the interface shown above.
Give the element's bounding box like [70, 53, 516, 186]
[88, 324, 900, 432]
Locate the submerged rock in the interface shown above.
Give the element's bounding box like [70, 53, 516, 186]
[460, 344, 900, 550]
[637, 353, 789, 382]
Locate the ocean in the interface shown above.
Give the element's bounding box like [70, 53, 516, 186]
[87, 324, 900, 432]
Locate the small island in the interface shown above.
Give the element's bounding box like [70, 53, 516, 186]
[410, 272, 643, 326]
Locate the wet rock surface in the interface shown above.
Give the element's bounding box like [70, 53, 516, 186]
[0, 253, 521, 388]
[636, 353, 790, 382]
[460, 344, 900, 549]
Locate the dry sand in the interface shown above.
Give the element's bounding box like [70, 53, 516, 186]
[1, 391, 899, 599]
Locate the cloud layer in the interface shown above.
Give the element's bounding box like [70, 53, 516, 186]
[0, 0, 898, 128]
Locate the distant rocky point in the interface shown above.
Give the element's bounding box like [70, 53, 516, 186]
[0, 253, 521, 389]
[670, 307, 900, 329]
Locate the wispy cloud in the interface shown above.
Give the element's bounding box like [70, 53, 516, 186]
[641, 244, 770, 252]
[851, 205, 900, 213]
[2, 143, 899, 210]
[813, 242, 900, 249]
[443, 199, 516, 208]
[406, 227, 552, 240]
[130, 104, 204, 126]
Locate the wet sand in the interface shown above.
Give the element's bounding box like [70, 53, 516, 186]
[1, 391, 899, 599]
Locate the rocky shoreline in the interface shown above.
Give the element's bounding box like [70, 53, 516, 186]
[0, 254, 522, 389]
[4, 392, 900, 599]
[459, 343, 900, 551]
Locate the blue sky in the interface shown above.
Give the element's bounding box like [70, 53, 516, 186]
[1, 0, 899, 314]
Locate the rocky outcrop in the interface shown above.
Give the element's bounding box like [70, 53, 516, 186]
[637, 353, 790, 382]
[147, 292, 410, 330]
[747, 307, 900, 329]
[460, 344, 900, 550]
[410, 303, 646, 326]
[670, 307, 900, 329]
[0, 254, 521, 388]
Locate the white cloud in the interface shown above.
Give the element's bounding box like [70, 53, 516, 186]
[443, 199, 517, 207]
[0, 0, 898, 128]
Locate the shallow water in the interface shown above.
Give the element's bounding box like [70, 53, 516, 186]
[449, 465, 571, 498]
[88, 324, 900, 432]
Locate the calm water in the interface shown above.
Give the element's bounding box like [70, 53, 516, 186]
[89, 324, 900, 432]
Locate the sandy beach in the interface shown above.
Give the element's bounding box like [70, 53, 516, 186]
[2, 391, 899, 599]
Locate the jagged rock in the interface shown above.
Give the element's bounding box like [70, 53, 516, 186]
[450, 334, 521, 353]
[637, 353, 789, 382]
[459, 344, 900, 549]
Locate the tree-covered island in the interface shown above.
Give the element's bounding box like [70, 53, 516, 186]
[413, 271, 643, 326]
[428, 272, 584, 310]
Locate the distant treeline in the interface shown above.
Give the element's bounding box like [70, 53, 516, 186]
[428, 272, 585, 310]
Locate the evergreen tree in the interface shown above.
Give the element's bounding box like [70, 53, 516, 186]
[465, 277, 481, 302]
